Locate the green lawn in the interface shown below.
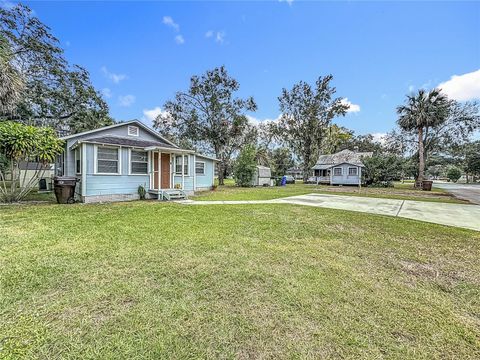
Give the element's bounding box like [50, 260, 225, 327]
[193, 181, 465, 203]
[1, 201, 479, 359]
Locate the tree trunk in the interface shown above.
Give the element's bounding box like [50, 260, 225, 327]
[218, 160, 225, 185]
[416, 127, 425, 188]
[302, 153, 310, 183]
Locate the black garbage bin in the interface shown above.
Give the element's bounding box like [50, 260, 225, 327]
[53, 176, 77, 204]
[422, 180, 433, 191]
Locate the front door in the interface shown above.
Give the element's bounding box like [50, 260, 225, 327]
[161, 153, 170, 189]
[153, 152, 159, 189]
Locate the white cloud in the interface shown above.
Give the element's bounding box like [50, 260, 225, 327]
[438, 69, 480, 101]
[101, 88, 112, 99]
[101, 66, 127, 84]
[205, 30, 226, 44]
[162, 16, 179, 31]
[246, 114, 282, 126]
[371, 132, 387, 144]
[341, 98, 361, 113]
[279, 0, 294, 5]
[174, 35, 185, 45]
[215, 31, 226, 43]
[141, 106, 170, 124]
[408, 85, 415, 92]
[118, 94, 135, 107]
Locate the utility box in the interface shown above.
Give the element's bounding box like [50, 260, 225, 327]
[252, 165, 272, 186]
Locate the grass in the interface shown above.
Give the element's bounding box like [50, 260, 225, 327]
[193, 181, 466, 204]
[1, 201, 479, 359]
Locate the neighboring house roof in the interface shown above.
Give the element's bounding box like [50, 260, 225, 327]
[60, 120, 178, 148]
[18, 161, 52, 170]
[312, 149, 373, 169]
[76, 135, 179, 150]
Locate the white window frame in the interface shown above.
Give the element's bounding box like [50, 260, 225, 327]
[94, 145, 122, 175]
[127, 125, 139, 137]
[348, 167, 358, 176]
[74, 147, 81, 175]
[195, 161, 206, 176]
[175, 155, 189, 176]
[129, 149, 149, 175]
[333, 167, 342, 176]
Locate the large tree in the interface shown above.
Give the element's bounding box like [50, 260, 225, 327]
[396, 89, 450, 186]
[154, 66, 257, 185]
[0, 35, 24, 112]
[0, 4, 112, 133]
[276, 75, 349, 181]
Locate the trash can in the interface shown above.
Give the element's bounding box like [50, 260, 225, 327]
[422, 180, 433, 191]
[281, 175, 287, 186]
[53, 176, 77, 204]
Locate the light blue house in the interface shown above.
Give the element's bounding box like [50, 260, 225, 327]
[58, 120, 218, 203]
[312, 149, 372, 186]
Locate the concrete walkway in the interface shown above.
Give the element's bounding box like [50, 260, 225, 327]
[180, 193, 480, 232]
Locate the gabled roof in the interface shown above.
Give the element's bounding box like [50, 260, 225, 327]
[313, 149, 372, 168]
[60, 120, 178, 148]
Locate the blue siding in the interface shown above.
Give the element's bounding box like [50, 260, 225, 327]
[331, 163, 361, 185]
[85, 144, 150, 196]
[195, 157, 215, 189]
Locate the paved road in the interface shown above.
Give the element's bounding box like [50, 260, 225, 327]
[434, 182, 480, 205]
[181, 193, 480, 232]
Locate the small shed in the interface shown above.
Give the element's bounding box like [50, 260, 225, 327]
[253, 165, 272, 186]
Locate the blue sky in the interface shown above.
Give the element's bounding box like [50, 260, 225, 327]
[13, 1, 480, 137]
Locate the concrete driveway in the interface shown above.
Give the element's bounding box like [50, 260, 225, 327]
[182, 193, 480, 232]
[434, 182, 480, 205]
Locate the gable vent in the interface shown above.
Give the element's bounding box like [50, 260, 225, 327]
[128, 125, 139, 137]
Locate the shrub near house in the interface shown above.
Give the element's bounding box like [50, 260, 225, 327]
[0, 121, 63, 202]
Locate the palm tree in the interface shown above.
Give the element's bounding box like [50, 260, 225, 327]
[397, 89, 450, 187]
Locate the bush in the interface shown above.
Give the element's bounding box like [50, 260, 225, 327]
[0, 121, 64, 202]
[446, 166, 462, 183]
[138, 185, 146, 200]
[233, 145, 257, 187]
[363, 154, 405, 187]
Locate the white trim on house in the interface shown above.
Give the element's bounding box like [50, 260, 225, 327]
[94, 145, 122, 175]
[348, 167, 358, 176]
[127, 125, 139, 137]
[128, 148, 148, 176]
[81, 143, 87, 197]
[195, 160, 206, 176]
[74, 147, 82, 175]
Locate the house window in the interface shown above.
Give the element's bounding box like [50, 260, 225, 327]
[96, 146, 119, 174]
[175, 155, 189, 175]
[75, 147, 81, 174]
[128, 125, 139, 136]
[348, 167, 358, 176]
[333, 167, 342, 176]
[195, 161, 205, 175]
[131, 150, 148, 174]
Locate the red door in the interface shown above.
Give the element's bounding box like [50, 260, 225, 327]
[161, 153, 170, 189]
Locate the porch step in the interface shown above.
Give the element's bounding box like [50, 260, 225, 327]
[149, 189, 188, 201]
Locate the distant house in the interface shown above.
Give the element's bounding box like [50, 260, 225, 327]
[312, 149, 372, 186]
[286, 167, 303, 180]
[252, 165, 272, 186]
[58, 120, 219, 203]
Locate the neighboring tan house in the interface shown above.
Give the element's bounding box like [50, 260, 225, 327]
[312, 149, 372, 186]
[57, 120, 219, 203]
